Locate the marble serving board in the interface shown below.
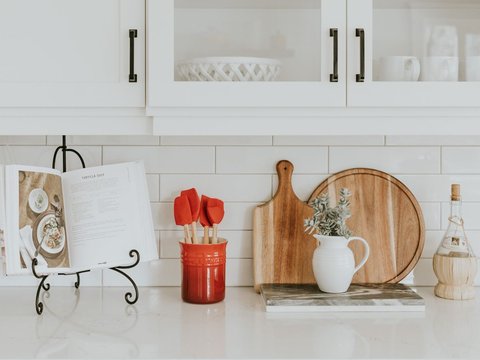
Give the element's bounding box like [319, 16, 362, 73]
[260, 284, 425, 312]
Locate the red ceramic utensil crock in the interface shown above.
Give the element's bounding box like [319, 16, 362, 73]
[180, 240, 227, 304]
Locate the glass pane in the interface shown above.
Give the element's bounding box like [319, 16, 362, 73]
[373, 0, 480, 82]
[174, 0, 322, 81]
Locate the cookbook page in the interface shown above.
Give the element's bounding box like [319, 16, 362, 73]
[62, 162, 157, 270]
[4, 165, 69, 275]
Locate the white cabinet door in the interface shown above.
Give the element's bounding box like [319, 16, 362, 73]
[0, 0, 144, 107]
[348, 0, 480, 107]
[148, 0, 346, 108]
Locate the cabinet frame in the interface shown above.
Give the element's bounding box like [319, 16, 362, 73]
[347, 0, 480, 108]
[147, 0, 347, 109]
[0, 0, 145, 108]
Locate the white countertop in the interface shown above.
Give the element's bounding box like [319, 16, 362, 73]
[0, 286, 478, 359]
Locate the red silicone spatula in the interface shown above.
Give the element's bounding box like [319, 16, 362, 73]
[181, 188, 200, 244]
[174, 194, 192, 243]
[207, 198, 225, 244]
[199, 195, 212, 244]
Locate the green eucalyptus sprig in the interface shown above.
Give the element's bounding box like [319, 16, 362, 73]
[304, 188, 352, 238]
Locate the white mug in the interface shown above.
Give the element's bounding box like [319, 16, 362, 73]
[466, 56, 480, 81]
[421, 56, 458, 81]
[377, 56, 420, 81]
[427, 25, 458, 57]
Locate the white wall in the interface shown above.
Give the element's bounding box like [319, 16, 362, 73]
[1, 135, 480, 287]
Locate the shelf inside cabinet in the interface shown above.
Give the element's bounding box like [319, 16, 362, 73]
[175, 0, 323, 10]
[373, 0, 480, 10]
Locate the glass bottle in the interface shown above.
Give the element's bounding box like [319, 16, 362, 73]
[433, 184, 477, 300]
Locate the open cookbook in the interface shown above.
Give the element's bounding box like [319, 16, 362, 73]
[0, 161, 157, 275]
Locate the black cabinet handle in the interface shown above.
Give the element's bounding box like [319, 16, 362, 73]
[356, 28, 365, 82]
[330, 28, 338, 82]
[129, 29, 138, 83]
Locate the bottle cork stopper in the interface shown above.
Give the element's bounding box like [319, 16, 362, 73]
[451, 184, 461, 201]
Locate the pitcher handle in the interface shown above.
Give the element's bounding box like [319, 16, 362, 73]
[347, 237, 370, 274]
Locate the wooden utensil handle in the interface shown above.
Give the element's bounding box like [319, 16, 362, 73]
[184, 225, 192, 244]
[212, 224, 218, 244]
[203, 227, 209, 244]
[191, 222, 198, 244]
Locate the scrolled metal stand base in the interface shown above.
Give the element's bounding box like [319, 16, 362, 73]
[31, 258, 50, 315]
[32, 250, 140, 315]
[110, 249, 140, 305]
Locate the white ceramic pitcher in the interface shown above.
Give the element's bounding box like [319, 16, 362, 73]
[312, 235, 370, 293]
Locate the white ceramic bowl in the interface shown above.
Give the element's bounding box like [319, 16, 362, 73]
[176, 57, 281, 81]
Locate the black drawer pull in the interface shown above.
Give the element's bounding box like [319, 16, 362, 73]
[129, 29, 138, 83]
[330, 28, 338, 82]
[356, 28, 365, 82]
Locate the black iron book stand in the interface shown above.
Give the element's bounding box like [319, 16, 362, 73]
[30, 136, 140, 315]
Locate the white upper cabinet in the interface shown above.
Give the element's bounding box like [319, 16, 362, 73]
[0, 0, 145, 108]
[147, 0, 346, 109]
[348, 0, 480, 107]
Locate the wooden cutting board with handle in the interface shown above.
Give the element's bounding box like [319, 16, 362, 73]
[253, 160, 317, 292]
[308, 168, 425, 284]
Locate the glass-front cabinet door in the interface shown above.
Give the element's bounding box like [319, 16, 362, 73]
[148, 0, 346, 108]
[348, 0, 480, 107]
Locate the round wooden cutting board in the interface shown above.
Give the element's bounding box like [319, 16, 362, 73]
[308, 168, 425, 284]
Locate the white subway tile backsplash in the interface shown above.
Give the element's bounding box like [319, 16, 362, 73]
[0, 146, 101, 170]
[160, 175, 271, 202]
[272, 174, 328, 201]
[411, 260, 436, 286]
[146, 175, 160, 202]
[151, 203, 168, 230]
[0, 136, 46, 145]
[103, 146, 215, 174]
[420, 202, 442, 230]
[330, 147, 440, 174]
[216, 147, 328, 174]
[274, 136, 384, 146]
[226, 259, 253, 286]
[48, 135, 160, 146]
[160, 230, 253, 259]
[397, 175, 480, 202]
[161, 136, 272, 146]
[387, 136, 480, 146]
[424, 231, 442, 258]
[442, 147, 480, 174]
[3, 135, 480, 288]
